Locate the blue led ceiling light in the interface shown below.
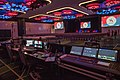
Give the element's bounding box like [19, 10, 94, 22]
[96, 9, 117, 14]
[0, 15, 11, 19]
[0, 10, 6, 15]
[2, 2, 29, 13]
[7, 0, 25, 3]
[41, 19, 53, 22]
[62, 15, 76, 19]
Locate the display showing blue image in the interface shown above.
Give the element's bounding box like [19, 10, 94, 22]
[101, 14, 120, 27]
[70, 46, 83, 55]
[82, 47, 98, 58]
[98, 49, 118, 61]
[34, 40, 43, 48]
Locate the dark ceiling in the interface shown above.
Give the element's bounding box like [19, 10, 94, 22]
[0, 0, 120, 21]
[0, 0, 50, 19]
[18, 0, 120, 19]
[18, 0, 94, 18]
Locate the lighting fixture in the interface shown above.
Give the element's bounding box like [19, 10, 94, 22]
[105, 0, 120, 7]
[0, 15, 11, 19]
[86, 3, 100, 9]
[2, 2, 29, 13]
[29, 14, 61, 19]
[79, 0, 97, 6]
[46, 7, 89, 15]
[46, 0, 52, 4]
[96, 9, 117, 14]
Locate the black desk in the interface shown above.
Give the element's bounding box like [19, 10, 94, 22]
[12, 48, 55, 62]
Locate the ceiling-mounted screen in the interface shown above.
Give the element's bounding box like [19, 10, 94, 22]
[54, 22, 64, 29]
[80, 21, 91, 29]
[83, 47, 98, 58]
[101, 14, 120, 27]
[98, 49, 118, 61]
[70, 46, 83, 55]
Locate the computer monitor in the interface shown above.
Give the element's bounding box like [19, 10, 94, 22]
[34, 40, 43, 48]
[98, 49, 118, 61]
[26, 40, 34, 47]
[70, 46, 83, 55]
[83, 47, 98, 58]
[43, 42, 48, 49]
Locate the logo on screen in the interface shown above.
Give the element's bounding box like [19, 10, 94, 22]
[54, 22, 64, 29]
[106, 16, 117, 26]
[80, 22, 91, 29]
[57, 22, 62, 29]
[83, 22, 88, 28]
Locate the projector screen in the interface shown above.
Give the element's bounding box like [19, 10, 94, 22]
[101, 14, 120, 27]
[80, 21, 91, 29]
[54, 22, 64, 29]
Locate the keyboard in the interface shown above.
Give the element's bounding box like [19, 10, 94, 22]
[61, 56, 78, 63]
[97, 61, 110, 67]
[37, 51, 45, 54]
[45, 57, 55, 62]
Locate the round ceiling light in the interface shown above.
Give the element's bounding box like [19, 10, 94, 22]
[86, 2, 100, 9]
[105, 0, 120, 7]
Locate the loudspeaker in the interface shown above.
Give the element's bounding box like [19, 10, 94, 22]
[17, 19, 26, 36]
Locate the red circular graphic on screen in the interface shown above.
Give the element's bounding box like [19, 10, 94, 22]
[106, 16, 117, 26]
[56, 22, 62, 29]
[83, 22, 88, 28]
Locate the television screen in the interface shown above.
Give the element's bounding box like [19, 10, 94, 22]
[101, 14, 120, 27]
[54, 22, 64, 29]
[98, 49, 118, 61]
[34, 40, 42, 48]
[26, 40, 34, 47]
[80, 21, 91, 29]
[83, 47, 98, 58]
[70, 46, 83, 55]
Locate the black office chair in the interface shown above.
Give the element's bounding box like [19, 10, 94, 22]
[17, 44, 31, 79]
[0, 43, 24, 80]
[5, 44, 14, 61]
[18, 43, 41, 80]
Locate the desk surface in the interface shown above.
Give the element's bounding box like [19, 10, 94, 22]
[24, 51, 55, 62]
[12, 48, 37, 52]
[12, 48, 19, 51]
[12, 47, 56, 62]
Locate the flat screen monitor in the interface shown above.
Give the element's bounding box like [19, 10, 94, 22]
[70, 46, 83, 55]
[26, 40, 34, 47]
[43, 42, 48, 49]
[34, 40, 42, 48]
[98, 49, 118, 61]
[80, 21, 91, 29]
[54, 22, 64, 29]
[83, 47, 98, 58]
[101, 14, 120, 27]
